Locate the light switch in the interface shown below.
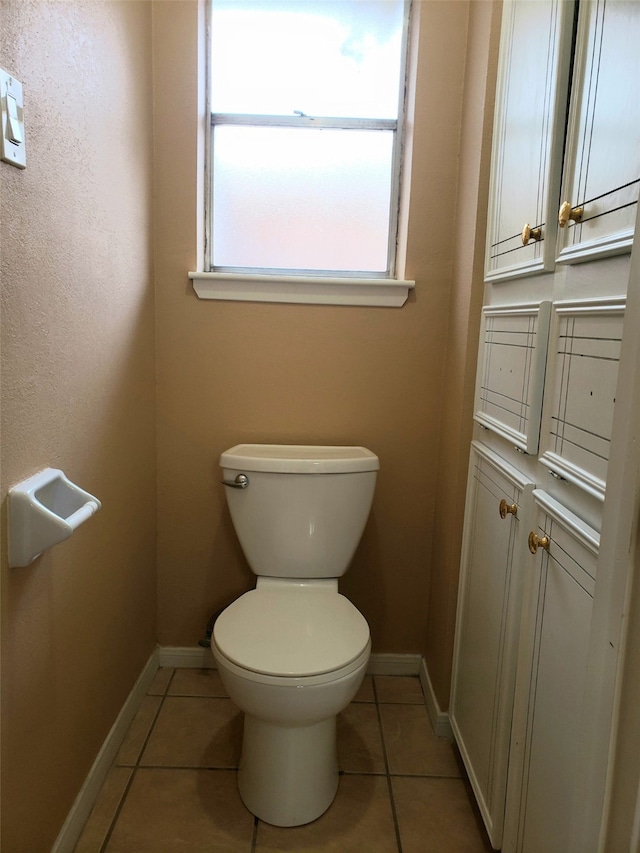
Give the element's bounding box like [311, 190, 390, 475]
[1, 68, 26, 169]
[6, 92, 23, 143]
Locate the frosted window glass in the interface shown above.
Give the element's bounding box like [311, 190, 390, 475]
[212, 126, 393, 272]
[211, 1, 405, 119]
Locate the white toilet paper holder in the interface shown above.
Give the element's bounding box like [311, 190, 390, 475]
[8, 468, 101, 568]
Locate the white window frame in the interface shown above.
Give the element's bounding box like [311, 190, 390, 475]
[190, 0, 415, 307]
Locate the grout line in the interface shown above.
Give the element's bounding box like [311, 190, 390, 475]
[133, 683, 170, 766]
[98, 670, 176, 852]
[387, 771, 464, 780]
[340, 769, 387, 777]
[372, 677, 404, 853]
[251, 816, 259, 852]
[98, 766, 138, 853]
[133, 764, 240, 771]
[164, 667, 177, 694]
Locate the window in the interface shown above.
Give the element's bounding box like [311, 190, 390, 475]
[206, 0, 411, 282]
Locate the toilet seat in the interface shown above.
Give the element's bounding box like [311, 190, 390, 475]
[213, 584, 370, 678]
[212, 638, 371, 688]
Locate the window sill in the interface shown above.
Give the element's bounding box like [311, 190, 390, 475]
[188, 272, 415, 307]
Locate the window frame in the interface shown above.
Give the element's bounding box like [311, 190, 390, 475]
[203, 0, 413, 282]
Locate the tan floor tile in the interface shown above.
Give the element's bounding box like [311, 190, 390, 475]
[147, 667, 173, 696]
[375, 675, 424, 704]
[392, 776, 492, 853]
[352, 675, 375, 702]
[338, 702, 386, 774]
[74, 766, 133, 853]
[104, 768, 254, 852]
[255, 774, 398, 852]
[168, 667, 228, 697]
[380, 704, 460, 777]
[116, 695, 162, 767]
[140, 697, 242, 768]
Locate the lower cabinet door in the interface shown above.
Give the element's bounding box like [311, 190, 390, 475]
[503, 490, 599, 853]
[450, 441, 534, 849]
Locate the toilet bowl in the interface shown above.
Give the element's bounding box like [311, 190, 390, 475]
[211, 444, 379, 827]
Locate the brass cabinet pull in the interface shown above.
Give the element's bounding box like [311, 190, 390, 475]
[528, 531, 550, 554]
[558, 201, 584, 227]
[521, 223, 542, 245]
[499, 498, 518, 518]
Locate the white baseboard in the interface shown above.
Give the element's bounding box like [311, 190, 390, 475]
[367, 652, 422, 676]
[419, 656, 454, 739]
[158, 646, 423, 677]
[158, 645, 215, 668]
[51, 648, 159, 853]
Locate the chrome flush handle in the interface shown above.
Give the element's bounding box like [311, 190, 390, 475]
[221, 473, 250, 489]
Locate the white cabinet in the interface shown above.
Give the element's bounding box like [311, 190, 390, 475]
[450, 443, 534, 848]
[503, 491, 599, 853]
[538, 298, 625, 499]
[452, 1, 640, 850]
[474, 303, 551, 454]
[485, 0, 640, 282]
[484, 0, 574, 282]
[556, 0, 640, 264]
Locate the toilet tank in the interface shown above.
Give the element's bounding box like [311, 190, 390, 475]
[220, 444, 379, 579]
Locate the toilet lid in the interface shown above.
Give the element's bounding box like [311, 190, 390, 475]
[213, 586, 370, 677]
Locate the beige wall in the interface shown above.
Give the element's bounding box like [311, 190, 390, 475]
[153, 0, 499, 706]
[425, 0, 502, 708]
[152, 0, 500, 709]
[0, 2, 156, 851]
[152, 1, 482, 662]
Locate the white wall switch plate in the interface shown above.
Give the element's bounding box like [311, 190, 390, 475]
[1, 68, 26, 169]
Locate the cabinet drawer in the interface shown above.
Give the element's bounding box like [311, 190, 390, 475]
[475, 302, 551, 454]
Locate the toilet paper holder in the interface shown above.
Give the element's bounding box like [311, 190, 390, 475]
[8, 468, 101, 568]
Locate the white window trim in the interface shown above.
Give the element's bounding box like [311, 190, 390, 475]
[192, 0, 415, 307]
[189, 271, 415, 307]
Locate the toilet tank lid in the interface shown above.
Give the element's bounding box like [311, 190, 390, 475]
[219, 444, 380, 474]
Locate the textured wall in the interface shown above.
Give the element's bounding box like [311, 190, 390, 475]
[425, 0, 502, 709]
[0, 2, 156, 850]
[152, 1, 471, 655]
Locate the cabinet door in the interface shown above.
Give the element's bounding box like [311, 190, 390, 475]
[503, 490, 599, 853]
[556, 0, 640, 264]
[485, 0, 574, 282]
[451, 442, 535, 849]
[475, 302, 551, 454]
[538, 297, 625, 500]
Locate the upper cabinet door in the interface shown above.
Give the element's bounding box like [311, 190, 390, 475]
[556, 0, 640, 264]
[485, 0, 575, 283]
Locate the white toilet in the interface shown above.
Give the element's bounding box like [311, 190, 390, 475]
[211, 443, 379, 827]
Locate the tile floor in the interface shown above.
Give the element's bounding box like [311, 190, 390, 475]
[74, 668, 492, 853]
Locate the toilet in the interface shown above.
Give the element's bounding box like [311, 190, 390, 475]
[211, 443, 379, 827]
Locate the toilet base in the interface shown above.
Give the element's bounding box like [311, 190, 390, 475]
[238, 713, 339, 827]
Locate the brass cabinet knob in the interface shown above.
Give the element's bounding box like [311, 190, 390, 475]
[521, 223, 542, 245]
[558, 201, 584, 228]
[499, 498, 518, 518]
[528, 531, 550, 554]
